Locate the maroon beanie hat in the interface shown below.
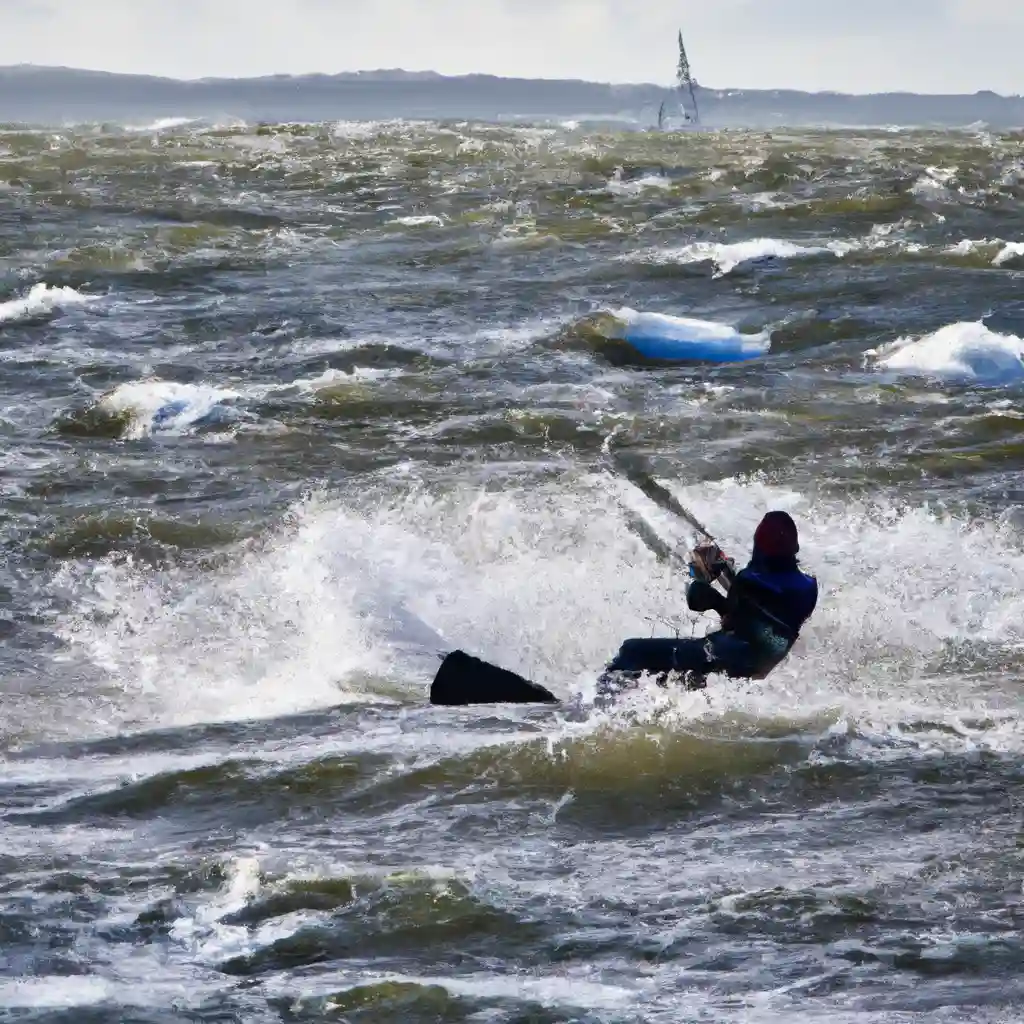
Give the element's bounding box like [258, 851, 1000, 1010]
[753, 511, 799, 558]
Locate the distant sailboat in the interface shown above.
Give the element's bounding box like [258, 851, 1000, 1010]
[675, 29, 700, 126]
[654, 28, 702, 131]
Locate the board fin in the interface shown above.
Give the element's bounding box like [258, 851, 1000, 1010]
[429, 650, 559, 707]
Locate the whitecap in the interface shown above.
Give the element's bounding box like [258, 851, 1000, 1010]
[122, 116, 200, 133]
[606, 170, 673, 197]
[624, 237, 854, 277]
[870, 322, 1024, 384]
[993, 242, 1024, 267]
[98, 380, 242, 439]
[389, 215, 446, 228]
[0, 283, 95, 324]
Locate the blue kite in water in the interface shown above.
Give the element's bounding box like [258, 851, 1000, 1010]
[612, 307, 772, 363]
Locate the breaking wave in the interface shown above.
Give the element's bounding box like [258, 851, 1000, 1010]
[622, 237, 856, 277]
[0, 283, 96, 324]
[870, 322, 1024, 384]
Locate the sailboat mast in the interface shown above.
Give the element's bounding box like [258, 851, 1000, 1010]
[675, 29, 700, 125]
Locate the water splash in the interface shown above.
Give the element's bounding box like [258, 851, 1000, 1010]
[51, 471, 1024, 753]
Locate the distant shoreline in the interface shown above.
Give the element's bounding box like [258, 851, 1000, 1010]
[2, 65, 1022, 128]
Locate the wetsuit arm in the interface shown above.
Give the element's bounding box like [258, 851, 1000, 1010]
[686, 579, 728, 616]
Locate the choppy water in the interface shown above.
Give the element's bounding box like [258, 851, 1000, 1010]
[2, 117, 1024, 1022]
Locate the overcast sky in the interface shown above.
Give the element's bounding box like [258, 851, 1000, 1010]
[1, 0, 1022, 95]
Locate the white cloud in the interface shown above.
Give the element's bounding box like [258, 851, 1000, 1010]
[0, 0, 1020, 94]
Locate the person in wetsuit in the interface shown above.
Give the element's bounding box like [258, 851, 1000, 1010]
[599, 511, 818, 693]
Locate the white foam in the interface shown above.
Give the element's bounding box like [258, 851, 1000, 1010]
[910, 166, 963, 199]
[624, 238, 854, 277]
[0, 974, 224, 1011]
[948, 238, 992, 256]
[870, 322, 1024, 384]
[169, 855, 270, 962]
[0, 977, 113, 1010]
[286, 367, 404, 392]
[49, 468, 1024, 755]
[286, 317, 567, 366]
[98, 379, 242, 439]
[735, 191, 788, 213]
[946, 238, 1024, 267]
[993, 242, 1024, 266]
[466, 317, 572, 358]
[363, 973, 638, 1013]
[0, 283, 95, 324]
[224, 133, 290, 154]
[123, 116, 200, 133]
[606, 169, 674, 196]
[330, 118, 405, 139]
[390, 214, 446, 228]
[52, 491, 413, 734]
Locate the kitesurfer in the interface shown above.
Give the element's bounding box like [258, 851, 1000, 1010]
[600, 511, 818, 691]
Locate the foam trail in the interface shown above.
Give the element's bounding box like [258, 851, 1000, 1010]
[870, 322, 1024, 384]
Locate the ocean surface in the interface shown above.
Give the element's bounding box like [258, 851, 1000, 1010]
[1, 117, 1023, 1022]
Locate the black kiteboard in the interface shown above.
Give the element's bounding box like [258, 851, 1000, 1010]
[429, 650, 559, 707]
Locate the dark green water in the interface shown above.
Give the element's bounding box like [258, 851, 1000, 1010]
[1, 118, 1023, 1022]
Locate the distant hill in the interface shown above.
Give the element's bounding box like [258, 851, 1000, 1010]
[1, 65, 1022, 128]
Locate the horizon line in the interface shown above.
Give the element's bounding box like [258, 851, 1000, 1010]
[1, 63, 1019, 101]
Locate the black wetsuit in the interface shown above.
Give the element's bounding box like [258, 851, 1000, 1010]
[601, 552, 818, 691]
